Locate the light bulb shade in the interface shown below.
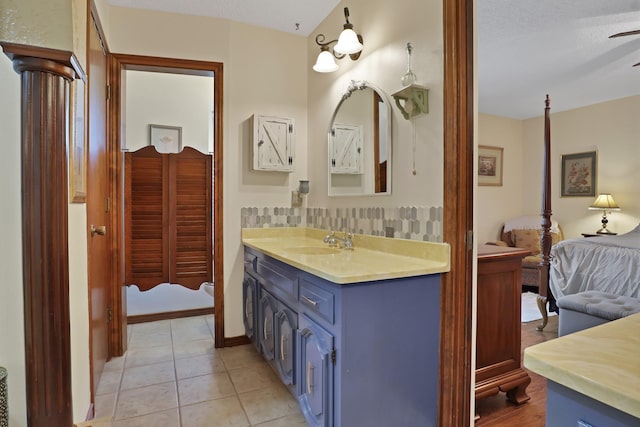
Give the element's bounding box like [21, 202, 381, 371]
[589, 194, 620, 210]
[313, 50, 339, 73]
[334, 28, 363, 55]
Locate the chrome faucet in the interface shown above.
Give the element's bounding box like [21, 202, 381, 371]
[323, 230, 354, 250]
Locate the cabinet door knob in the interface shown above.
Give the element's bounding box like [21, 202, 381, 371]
[90, 225, 106, 237]
[302, 295, 318, 307]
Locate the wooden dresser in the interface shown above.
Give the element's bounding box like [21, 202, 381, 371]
[476, 244, 532, 406]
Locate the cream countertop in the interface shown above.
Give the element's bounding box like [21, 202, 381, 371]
[524, 312, 640, 418]
[241, 227, 450, 284]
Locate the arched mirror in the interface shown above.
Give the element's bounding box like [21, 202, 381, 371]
[328, 80, 392, 196]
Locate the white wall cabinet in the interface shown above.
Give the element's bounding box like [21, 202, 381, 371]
[252, 114, 294, 172]
[329, 123, 363, 174]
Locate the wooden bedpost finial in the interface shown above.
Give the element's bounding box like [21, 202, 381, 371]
[545, 94, 550, 108]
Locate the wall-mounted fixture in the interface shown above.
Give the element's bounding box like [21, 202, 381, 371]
[588, 193, 621, 234]
[392, 43, 429, 120]
[312, 7, 363, 73]
[292, 180, 310, 207]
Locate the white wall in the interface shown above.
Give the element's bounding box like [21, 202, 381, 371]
[124, 70, 214, 153]
[477, 96, 640, 242]
[0, 53, 27, 427]
[106, 7, 309, 338]
[476, 114, 526, 243]
[522, 96, 640, 239]
[307, 0, 444, 209]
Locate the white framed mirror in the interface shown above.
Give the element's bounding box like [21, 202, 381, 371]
[328, 80, 392, 196]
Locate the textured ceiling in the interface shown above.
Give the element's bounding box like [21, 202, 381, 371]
[478, 0, 640, 119]
[109, 0, 640, 119]
[108, 0, 341, 36]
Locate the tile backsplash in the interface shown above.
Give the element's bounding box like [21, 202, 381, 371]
[241, 206, 443, 242]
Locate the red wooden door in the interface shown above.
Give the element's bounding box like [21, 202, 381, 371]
[87, 13, 111, 397]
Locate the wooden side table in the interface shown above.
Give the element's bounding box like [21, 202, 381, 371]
[476, 245, 532, 406]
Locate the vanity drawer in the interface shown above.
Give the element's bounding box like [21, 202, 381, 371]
[256, 258, 298, 299]
[244, 251, 257, 272]
[299, 278, 335, 324]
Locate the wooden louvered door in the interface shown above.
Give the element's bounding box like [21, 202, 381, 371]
[124, 146, 211, 291]
[169, 148, 213, 288]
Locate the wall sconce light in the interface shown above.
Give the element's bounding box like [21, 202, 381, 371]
[392, 43, 429, 120]
[292, 180, 310, 207]
[588, 193, 621, 234]
[312, 7, 364, 73]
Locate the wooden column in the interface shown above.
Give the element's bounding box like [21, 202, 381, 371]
[2, 42, 80, 427]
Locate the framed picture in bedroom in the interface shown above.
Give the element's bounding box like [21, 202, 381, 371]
[150, 124, 182, 153]
[478, 145, 503, 186]
[561, 151, 596, 197]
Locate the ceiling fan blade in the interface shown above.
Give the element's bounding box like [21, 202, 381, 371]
[633, 61, 640, 67]
[609, 29, 640, 38]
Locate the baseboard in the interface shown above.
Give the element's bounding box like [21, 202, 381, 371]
[127, 307, 214, 324]
[224, 335, 251, 347]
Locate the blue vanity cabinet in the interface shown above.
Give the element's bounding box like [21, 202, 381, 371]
[242, 275, 258, 346]
[274, 304, 297, 387]
[297, 314, 334, 427]
[243, 246, 442, 427]
[258, 288, 277, 360]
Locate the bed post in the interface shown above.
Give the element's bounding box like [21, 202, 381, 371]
[537, 94, 553, 331]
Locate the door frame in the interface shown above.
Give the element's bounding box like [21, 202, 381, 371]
[107, 54, 225, 350]
[440, 0, 474, 425]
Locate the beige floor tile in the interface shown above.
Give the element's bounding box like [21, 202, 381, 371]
[74, 416, 113, 427]
[219, 345, 264, 370]
[132, 319, 171, 335]
[111, 408, 179, 427]
[253, 413, 308, 427]
[96, 369, 122, 395]
[177, 372, 236, 406]
[121, 361, 175, 390]
[114, 381, 178, 420]
[94, 392, 117, 419]
[180, 396, 250, 427]
[103, 355, 126, 372]
[238, 385, 300, 425]
[175, 353, 226, 379]
[171, 322, 212, 344]
[228, 363, 280, 394]
[204, 315, 215, 334]
[124, 344, 174, 368]
[173, 338, 216, 360]
[128, 329, 172, 349]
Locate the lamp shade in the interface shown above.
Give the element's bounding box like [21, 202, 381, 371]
[589, 194, 620, 210]
[334, 28, 363, 55]
[313, 50, 339, 73]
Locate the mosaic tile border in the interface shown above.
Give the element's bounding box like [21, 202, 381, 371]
[241, 206, 443, 242]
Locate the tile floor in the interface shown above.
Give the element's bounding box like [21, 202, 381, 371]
[93, 315, 307, 427]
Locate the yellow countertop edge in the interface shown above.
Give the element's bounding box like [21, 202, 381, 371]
[241, 227, 450, 284]
[523, 313, 640, 419]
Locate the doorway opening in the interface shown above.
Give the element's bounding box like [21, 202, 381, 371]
[109, 54, 225, 349]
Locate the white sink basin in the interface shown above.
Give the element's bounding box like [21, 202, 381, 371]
[284, 246, 341, 255]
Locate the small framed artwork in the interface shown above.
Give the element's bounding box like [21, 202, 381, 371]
[150, 124, 182, 153]
[561, 151, 597, 197]
[69, 78, 87, 203]
[478, 145, 503, 186]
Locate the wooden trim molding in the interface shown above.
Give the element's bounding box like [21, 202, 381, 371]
[127, 307, 214, 324]
[109, 53, 225, 348]
[440, 0, 474, 426]
[1, 42, 80, 427]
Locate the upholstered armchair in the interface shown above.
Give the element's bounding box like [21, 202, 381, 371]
[489, 216, 563, 291]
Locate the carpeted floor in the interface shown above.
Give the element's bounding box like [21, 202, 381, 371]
[521, 291, 557, 323]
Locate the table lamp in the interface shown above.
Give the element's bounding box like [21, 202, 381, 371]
[588, 194, 620, 234]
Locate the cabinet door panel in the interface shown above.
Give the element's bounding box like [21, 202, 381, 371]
[259, 290, 277, 360]
[275, 305, 297, 385]
[243, 275, 258, 345]
[298, 314, 333, 427]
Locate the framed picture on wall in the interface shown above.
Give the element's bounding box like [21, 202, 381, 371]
[150, 124, 182, 153]
[561, 151, 597, 197]
[478, 145, 503, 186]
[69, 77, 87, 203]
